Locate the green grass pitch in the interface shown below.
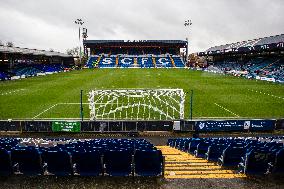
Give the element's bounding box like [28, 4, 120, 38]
[0, 69, 283, 120]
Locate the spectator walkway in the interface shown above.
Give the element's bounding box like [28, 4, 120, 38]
[157, 146, 247, 179]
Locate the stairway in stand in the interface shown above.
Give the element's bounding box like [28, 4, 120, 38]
[156, 146, 246, 179]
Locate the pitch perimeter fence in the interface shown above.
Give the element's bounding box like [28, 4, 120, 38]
[0, 119, 283, 133]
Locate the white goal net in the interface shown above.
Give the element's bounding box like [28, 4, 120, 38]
[88, 89, 185, 120]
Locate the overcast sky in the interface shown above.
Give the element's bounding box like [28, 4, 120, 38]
[0, 0, 283, 53]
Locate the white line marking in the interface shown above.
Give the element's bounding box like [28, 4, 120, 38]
[33, 104, 59, 119]
[0, 89, 26, 96]
[58, 103, 89, 105]
[195, 117, 251, 119]
[59, 102, 122, 105]
[248, 89, 284, 100]
[214, 103, 240, 117]
[32, 102, 90, 119]
[32, 118, 86, 120]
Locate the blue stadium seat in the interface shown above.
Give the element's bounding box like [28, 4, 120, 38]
[134, 150, 163, 176]
[118, 57, 134, 68]
[137, 57, 154, 68]
[267, 148, 284, 174]
[218, 146, 245, 167]
[155, 57, 172, 68]
[195, 141, 211, 158]
[172, 56, 185, 67]
[188, 138, 202, 154]
[11, 148, 43, 175]
[205, 144, 226, 161]
[86, 56, 99, 68]
[104, 150, 132, 176]
[0, 148, 13, 176]
[74, 151, 103, 176]
[238, 149, 273, 175]
[167, 139, 174, 147]
[98, 57, 116, 68]
[173, 139, 182, 149]
[180, 140, 191, 151]
[44, 151, 73, 176]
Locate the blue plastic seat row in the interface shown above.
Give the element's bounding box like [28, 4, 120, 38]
[85, 55, 185, 68]
[168, 137, 284, 175]
[0, 138, 163, 177]
[0, 148, 163, 176]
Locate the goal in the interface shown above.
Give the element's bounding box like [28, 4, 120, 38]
[88, 89, 185, 120]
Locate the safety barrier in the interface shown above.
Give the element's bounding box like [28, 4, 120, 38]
[0, 119, 280, 133]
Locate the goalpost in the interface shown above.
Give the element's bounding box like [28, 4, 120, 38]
[88, 89, 185, 120]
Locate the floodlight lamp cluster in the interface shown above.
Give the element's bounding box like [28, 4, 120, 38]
[184, 20, 192, 27]
[75, 18, 84, 25]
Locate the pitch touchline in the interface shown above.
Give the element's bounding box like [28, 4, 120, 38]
[214, 103, 240, 117]
[248, 89, 284, 100]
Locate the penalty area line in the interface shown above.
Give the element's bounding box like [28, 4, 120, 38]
[58, 102, 89, 105]
[214, 103, 240, 118]
[32, 104, 59, 119]
[32, 102, 89, 119]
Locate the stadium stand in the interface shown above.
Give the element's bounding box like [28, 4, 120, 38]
[168, 137, 284, 175]
[0, 138, 163, 176]
[9, 64, 69, 79]
[83, 40, 187, 68]
[203, 34, 284, 54]
[205, 57, 284, 83]
[198, 34, 284, 83]
[0, 71, 9, 81]
[86, 55, 184, 68]
[0, 45, 74, 81]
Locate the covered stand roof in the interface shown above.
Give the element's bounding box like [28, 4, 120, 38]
[0, 45, 72, 58]
[199, 34, 284, 56]
[83, 40, 187, 48]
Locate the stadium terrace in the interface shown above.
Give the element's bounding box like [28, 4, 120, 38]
[83, 40, 187, 68]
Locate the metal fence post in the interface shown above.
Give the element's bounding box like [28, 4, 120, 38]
[80, 90, 84, 122]
[189, 90, 193, 120]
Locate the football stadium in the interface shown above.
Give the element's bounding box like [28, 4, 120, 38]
[0, 0, 284, 188]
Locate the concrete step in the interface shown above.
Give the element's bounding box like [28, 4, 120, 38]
[157, 146, 246, 179]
